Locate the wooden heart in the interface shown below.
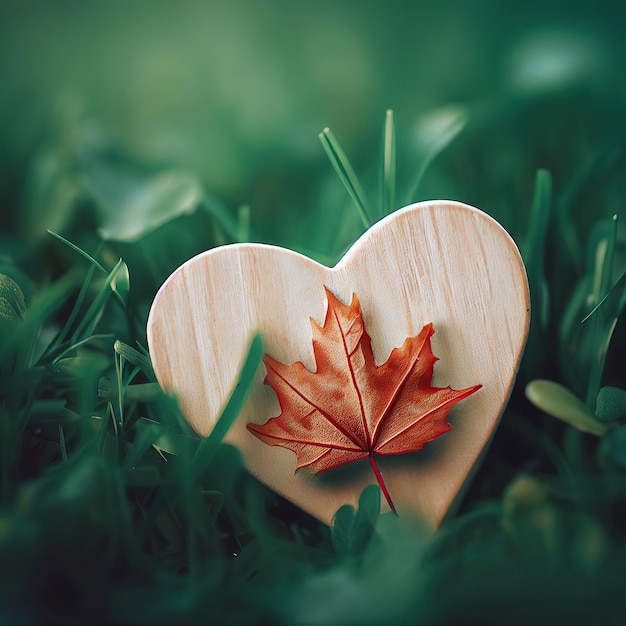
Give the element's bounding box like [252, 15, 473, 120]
[147, 201, 529, 527]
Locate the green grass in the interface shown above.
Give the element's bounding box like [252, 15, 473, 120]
[3, 4, 626, 622]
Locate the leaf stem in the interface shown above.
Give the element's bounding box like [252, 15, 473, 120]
[369, 454, 397, 516]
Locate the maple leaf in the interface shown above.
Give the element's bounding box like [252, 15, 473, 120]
[247, 287, 481, 515]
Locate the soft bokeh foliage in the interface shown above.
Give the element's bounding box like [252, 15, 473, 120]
[2, 1, 626, 623]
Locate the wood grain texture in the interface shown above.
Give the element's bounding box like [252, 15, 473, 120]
[147, 201, 530, 527]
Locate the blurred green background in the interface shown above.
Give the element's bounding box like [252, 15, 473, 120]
[3, 1, 626, 624]
[2, 0, 625, 248]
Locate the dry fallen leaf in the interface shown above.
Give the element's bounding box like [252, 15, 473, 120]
[247, 286, 481, 514]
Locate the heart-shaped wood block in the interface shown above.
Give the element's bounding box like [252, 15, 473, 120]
[147, 201, 529, 527]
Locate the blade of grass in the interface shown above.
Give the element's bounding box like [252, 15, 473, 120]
[319, 127, 372, 228]
[58, 424, 68, 463]
[520, 170, 552, 378]
[0, 269, 81, 367]
[51, 333, 113, 365]
[53, 262, 99, 348]
[114, 340, 155, 381]
[380, 109, 396, 219]
[585, 215, 619, 406]
[132, 337, 262, 545]
[99, 382, 162, 403]
[48, 230, 126, 312]
[133, 417, 199, 457]
[135, 342, 150, 357]
[523, 169, 552, 293]
[523, 170, 552, 331]
[71, 259, 125, 343]
[47, 230, 107, 274]
[600, 214, 618, 299]
[190, 333, 263, 475]
[526, 380, 608, 436]
[556, 145, 622, 274]
[115, 350, 125, 434]
[559, 275, 593, 385]
[581, 268, 626, 324]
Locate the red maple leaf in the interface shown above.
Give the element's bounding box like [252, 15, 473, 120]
[247, 287, 481, 514]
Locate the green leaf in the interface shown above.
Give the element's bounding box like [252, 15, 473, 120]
[526, 379, 608, 436]
[319, 127, 372, 228]
[0, 270, 80, 366]
[595, 386, 626, 423]
[331, 503, 356, 556]
[0, 298, 20, 323]
[0, 274, 26, 320]
[331, 484, 380, 557]
[23, 147, 82, 242]
[81, 155, 203, 242]
[353, 482, 381, 530]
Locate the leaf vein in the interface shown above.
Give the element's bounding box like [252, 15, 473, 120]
[266, 360, 365, 449]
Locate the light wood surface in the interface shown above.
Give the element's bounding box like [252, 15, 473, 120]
[147, 201, 530, 527]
